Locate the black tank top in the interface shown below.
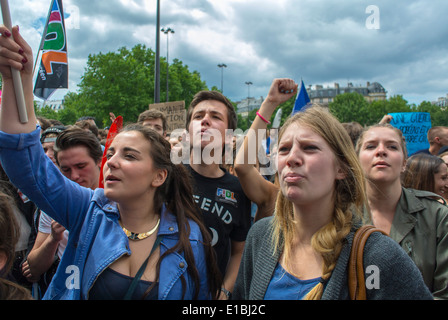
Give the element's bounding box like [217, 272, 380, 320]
[89, 268, 158, 300]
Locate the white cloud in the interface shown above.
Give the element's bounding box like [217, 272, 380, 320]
[5, 0, 448, 105]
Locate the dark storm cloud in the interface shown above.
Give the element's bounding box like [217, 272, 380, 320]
[8, 0, 448, 104]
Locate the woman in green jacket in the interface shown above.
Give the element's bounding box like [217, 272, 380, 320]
[356, 123, 448, 299]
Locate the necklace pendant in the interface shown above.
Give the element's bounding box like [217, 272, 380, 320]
[129, 232, 141, 241]
[121, 218, 160, 241]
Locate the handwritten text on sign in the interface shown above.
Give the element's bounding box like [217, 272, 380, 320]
[148, 101, 186, 133]
[388, 112, 431, 156]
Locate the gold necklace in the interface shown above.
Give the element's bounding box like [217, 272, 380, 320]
[121, 218, 160, 241]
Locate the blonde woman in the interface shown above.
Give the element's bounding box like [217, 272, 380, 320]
[233, 106, 432, 300]
[357, 123, 448, 299]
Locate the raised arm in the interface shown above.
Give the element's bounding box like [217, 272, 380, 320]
[0, 26, 94, 232]
[234, 79, 297, 217]
[0, 25, 36, 133]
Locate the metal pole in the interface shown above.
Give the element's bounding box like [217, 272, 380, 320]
[0, 0, 27, 123]
[154, 0, 160, 103]
[218, 63, 227, 93]
[245, 81, 252, 98]
[162, 27, 174, 102]
[245, 81, 252, 128]
[166, 30, 169, 102]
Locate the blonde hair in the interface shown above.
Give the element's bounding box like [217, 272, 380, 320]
[272, 106, 368, 300]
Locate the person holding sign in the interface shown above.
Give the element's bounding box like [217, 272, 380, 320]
[356, 123, 448, 299]
[0, 25, 220, 300]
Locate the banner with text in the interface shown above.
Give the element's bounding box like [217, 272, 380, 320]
[388, 112, 431, 156]
[148, 101, 186, 133]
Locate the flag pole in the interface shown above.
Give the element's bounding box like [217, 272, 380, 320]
[0, 0, 28, 123]
[33, 0, 54, 75]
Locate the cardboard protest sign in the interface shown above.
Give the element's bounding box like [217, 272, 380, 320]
[148, 101, 186, 133]
[388, 112, 431, 156]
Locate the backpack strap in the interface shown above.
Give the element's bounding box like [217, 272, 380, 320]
[348, 225, 387, 300]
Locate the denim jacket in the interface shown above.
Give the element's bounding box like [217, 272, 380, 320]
[0, 127, 210, 300]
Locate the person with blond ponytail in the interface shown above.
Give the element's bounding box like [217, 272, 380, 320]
[233, 106, 432, 300]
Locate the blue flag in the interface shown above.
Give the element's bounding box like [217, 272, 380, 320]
[291, 80, 311, 115]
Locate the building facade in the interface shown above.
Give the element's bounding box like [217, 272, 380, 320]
[236, 96, 264, 117]
[35, 99, 65, 111]
[432, 94, 448, 108]
[308, 81, 387, 105]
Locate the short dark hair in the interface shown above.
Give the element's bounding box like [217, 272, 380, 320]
[75, 120, 99, 138]
[137, 109, 168, 133]
[77, 116, 96, 122]
[54, 127, 103, 165]
[185, 91, 237, 131]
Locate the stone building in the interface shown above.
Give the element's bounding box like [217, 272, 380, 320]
[236, 96, 264, 117]
[308, 81, 387, 105]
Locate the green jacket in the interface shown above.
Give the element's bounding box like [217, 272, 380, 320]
[365, 187, 448, 299]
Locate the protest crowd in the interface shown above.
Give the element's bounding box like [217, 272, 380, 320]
[1, 24, 448, 302]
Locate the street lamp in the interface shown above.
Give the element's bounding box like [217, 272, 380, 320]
[245, 81, 253, 127]
[245, 81, 253, 98]
[217, 63, 227, 93]
[161, 27, 174, 102]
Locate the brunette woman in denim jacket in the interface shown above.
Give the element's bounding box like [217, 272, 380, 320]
[0, 25, 221, 300]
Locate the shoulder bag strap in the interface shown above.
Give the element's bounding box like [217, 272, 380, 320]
[348, 225, 387, 300]
[124, 235, 162, 300]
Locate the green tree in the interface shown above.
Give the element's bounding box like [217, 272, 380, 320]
[62, 45, 210, 127]
[386, 95, 411, 113]
[35, 105, 59, 120]
[164, 58, 208, 107]
[367, 95, 411, 125]
[417, 101, 448, 126]
[57, 92, 84, 125]
[277, 97, 295, 126]
[328, 92, 370, 124]
[328, 93, 417, 126]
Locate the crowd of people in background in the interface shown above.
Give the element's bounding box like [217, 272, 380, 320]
[1, 24, 448, 301]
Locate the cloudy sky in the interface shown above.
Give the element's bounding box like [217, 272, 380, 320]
[6, 0, 448, 105]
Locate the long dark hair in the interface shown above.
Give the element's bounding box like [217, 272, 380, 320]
[403, 153, 446, 194]
[0, 192, 33, 300]
[118, 124, 221, 299]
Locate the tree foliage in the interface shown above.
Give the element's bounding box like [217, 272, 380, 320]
[328, 92, 447, 127]
[34, 43, 448, 130]
[47, 44, 209, 127]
